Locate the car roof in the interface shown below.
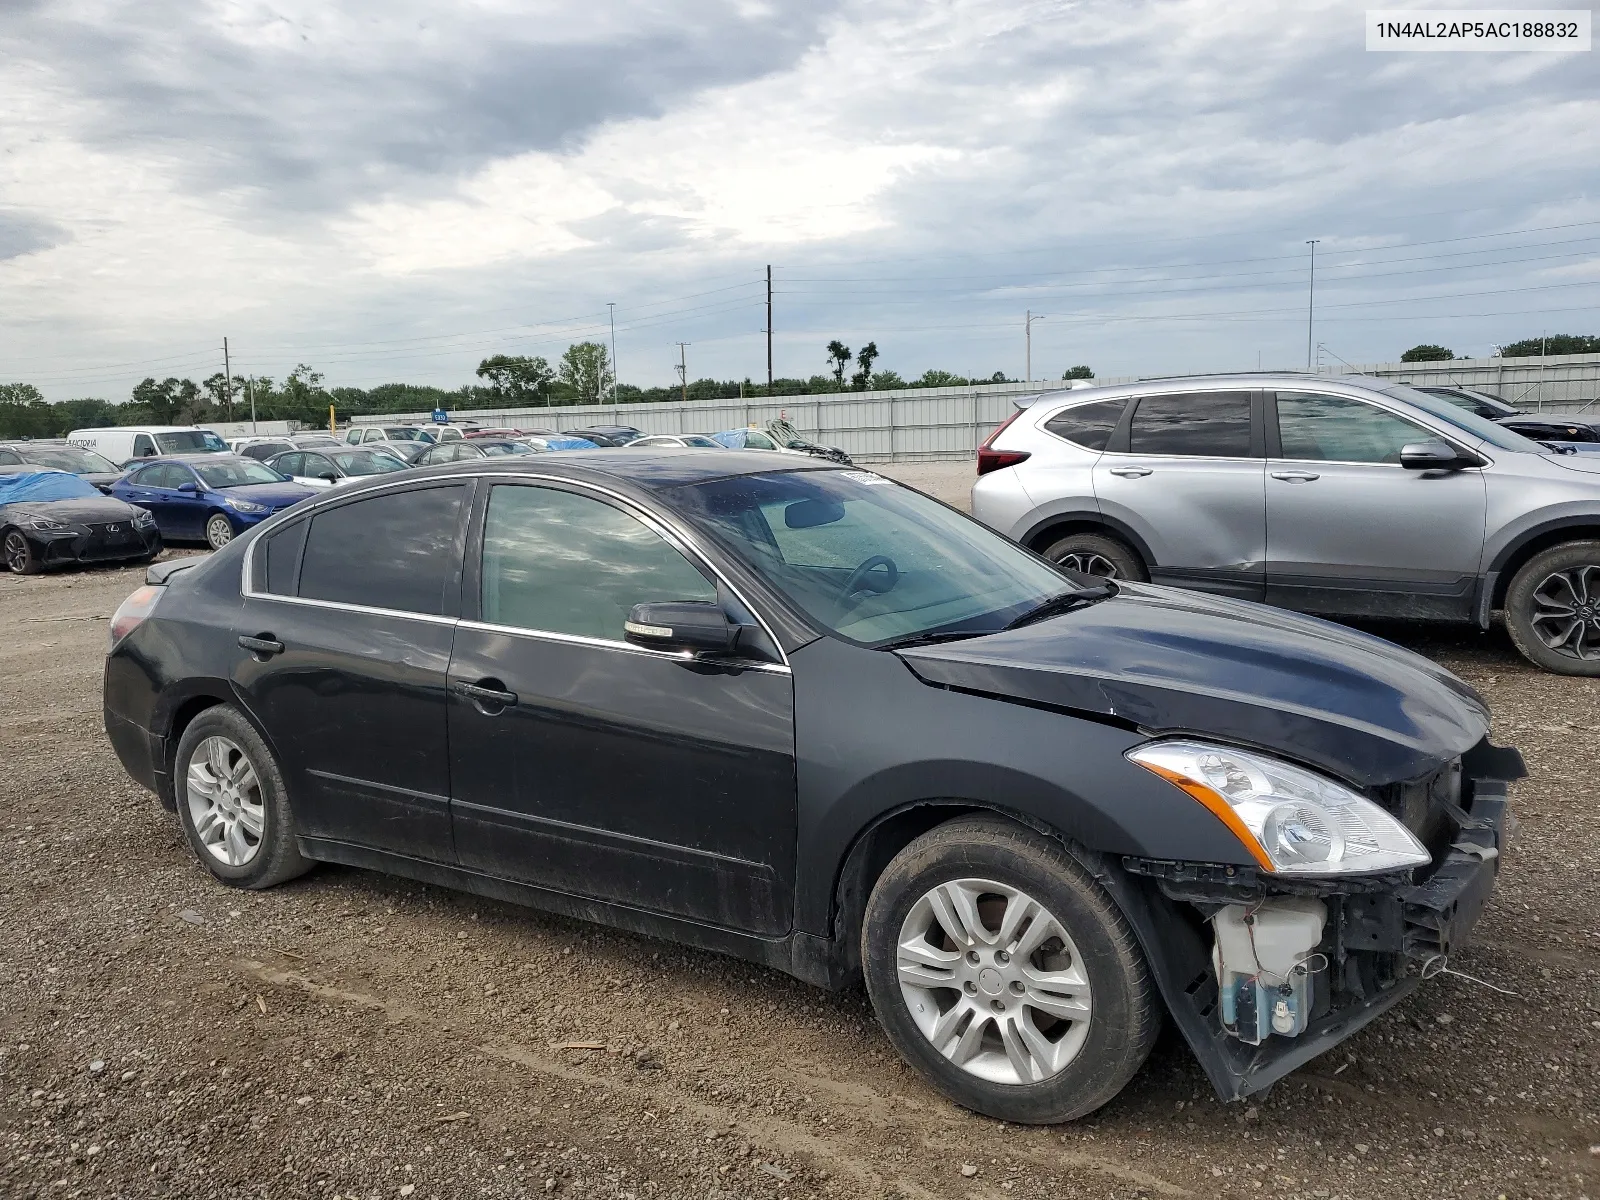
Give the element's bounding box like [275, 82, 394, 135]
[0, 438, 73, 449]
[1012, 371, 1402, 409]
[137, 453, 257, 466]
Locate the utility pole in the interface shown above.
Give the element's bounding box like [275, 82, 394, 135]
[765, 265, 773, 391]
[607, 302, 618, 405]
[222, 337, 234, 421]
[1025, 311, 1046, 383]
[675, 342, 690, 404]
[1305, 239, 1320, 370]
[247, 376, 258, 434]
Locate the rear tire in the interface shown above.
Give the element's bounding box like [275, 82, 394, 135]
[860, 816, 1157, 1124]
[1504, 540, 1600, 675]
[173, 706, 312, 889]
[1039, 531, 1146, 582]
[3, 528, 41, 575]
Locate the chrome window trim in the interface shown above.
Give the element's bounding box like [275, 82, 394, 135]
[457, 618, 791, 674]
[239, 467, 793, 669]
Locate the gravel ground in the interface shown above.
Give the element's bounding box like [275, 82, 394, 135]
[2, 470, 1597, 1200]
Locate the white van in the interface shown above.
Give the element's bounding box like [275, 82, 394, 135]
[67, 426, 230, 466]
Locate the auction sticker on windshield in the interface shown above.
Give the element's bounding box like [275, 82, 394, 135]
[839, 470, 892, 485]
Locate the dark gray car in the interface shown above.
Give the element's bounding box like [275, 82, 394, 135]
[972, 372, 1600, 674]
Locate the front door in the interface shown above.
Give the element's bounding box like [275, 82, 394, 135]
[1265, 391, 1488, 619]
[1092, 389, 1266, 599]
[447, 480, 797, 935]
[230, 480, 472, 860]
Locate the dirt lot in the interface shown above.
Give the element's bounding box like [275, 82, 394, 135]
[2, 463, 1598, 1200]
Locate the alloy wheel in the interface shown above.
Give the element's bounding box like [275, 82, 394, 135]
[206, 515, 234, 550]
[185, 736, 265, 867]
[4, 531, 29, 574]
[1529, 564, 1600, 660]
[1055, 551, 1118, 577]
[896, 878, 1091, 1086]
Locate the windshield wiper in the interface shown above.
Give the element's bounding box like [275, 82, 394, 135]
[1003, 584, 1116, 631]
[877, 629, 992, 651]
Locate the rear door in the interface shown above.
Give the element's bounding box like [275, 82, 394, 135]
[231, 480, 472, 861]
[1092, 390, 1266, 599]
[446, 479, 797, 934]
[1265, 391, 1488, 619]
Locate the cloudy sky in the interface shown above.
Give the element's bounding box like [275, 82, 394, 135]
[2, 0, 1597, 401]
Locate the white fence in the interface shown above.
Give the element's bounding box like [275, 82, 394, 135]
[352, 352, 1600, 463]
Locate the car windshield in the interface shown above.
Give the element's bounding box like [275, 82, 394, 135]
[603, 429, 644, 445]
[1378, 384, 1545, 453]
[1423, 388, 1517, 419]
[156, 430, 229, 453]
[681, 435, 722, 447]
[478, 441, 536, 456]
[668, 469, 1084, 647]
[193, 460, 288, 487]
[384, 427, 435, 442]
[25, 446, 119, 473]
[331, 450, 408, 476]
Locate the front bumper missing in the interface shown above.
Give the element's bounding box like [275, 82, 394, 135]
[1107, 765, 1514, 1103]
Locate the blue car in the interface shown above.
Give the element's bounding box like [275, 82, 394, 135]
[110, 454, 319, 550]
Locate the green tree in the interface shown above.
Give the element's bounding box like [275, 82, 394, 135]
[1062, 365, 1095, 380]
[558, 343, 613, 405]
[870, 369, 906, 390]
[851, 342, 879, 391]
[1400, 344, 1454, 362]
[1499, 334, 1600, 358]
[825, 340, 851, 387]
[203, 372, 247, 419]
[476, 354, 556, 406]
[912, 369, 968, 388]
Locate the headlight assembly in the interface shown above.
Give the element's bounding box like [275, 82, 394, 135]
[224, 496, 268, 514]
[1127, 739, 1430, 876]
[25, 515, 69, 530]
[132, 509, 155, 528]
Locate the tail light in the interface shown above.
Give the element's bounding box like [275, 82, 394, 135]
[977, 410, 1031, 476]
[108, 584, 164, 652]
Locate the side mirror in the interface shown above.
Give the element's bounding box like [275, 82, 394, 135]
[320, 472, 339, 484]
[177, 481, 198, 493]
[624, 601, 737, 655]
[1400, 441, 1475, 471]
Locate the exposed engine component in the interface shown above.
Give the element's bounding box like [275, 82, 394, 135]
[1211, 899, 1326, 1045]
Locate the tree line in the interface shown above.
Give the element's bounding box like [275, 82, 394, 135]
[1401, 334, 1600, 362]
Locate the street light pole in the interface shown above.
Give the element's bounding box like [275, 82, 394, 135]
[1025, 311, 1046, 383]
[1305, 239, 1320, 370]
[607, 302, 618, 404]
[676, 342, 690, 404]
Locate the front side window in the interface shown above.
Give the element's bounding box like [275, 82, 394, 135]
[744, 431, 777, 450]
[1276, 393, 1434, 464]
[133, 435, 157, 457]
[299, 485, 466, 614]
[1127, 391, 1252, 457]
[193, 460, 288, 488]
[669, 469, 1078, 647]
[273, 453, 305, 477]
[480, 485, 716, 642]
[131, 463, 173, 487]
[1043, 398, 1127, 450]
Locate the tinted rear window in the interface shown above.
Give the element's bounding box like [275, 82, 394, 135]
[263, 519, 310, 595]
[298, 485, 466, 615]
[1043, 399, 1127, 450]
[1128, 391, 1252, 457]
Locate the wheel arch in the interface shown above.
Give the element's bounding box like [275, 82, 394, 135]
[1019, 511, 1153, 566]
[1486, 517, 1600, 609]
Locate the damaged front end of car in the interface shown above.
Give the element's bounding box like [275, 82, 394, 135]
[1107, 736, 1523, 1101]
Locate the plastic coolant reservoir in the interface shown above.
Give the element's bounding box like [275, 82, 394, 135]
[1210, 899, 1326, 1046]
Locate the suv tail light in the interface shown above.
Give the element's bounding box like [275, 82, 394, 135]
[976, 410, 1031, 476]
[108, 584, 164, 652]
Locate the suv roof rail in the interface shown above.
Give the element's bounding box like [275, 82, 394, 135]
[1132, 369, 1318, 382]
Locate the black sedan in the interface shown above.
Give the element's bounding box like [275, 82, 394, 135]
[1416, 384, 1600, 445]
[102, 451, 1519, 1123]
[2, 468, 161, 573]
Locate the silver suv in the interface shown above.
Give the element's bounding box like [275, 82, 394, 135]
[971, 372, 1600, 674]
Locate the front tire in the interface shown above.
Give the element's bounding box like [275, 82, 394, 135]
[205, 513, 235, 551]
[173, 706, 312, 888]
[861, 816, 1157, 1124]
[3, 528, 41, 575]
[1039, 531, 1147, 582]
[1504, 540, 1600, 675]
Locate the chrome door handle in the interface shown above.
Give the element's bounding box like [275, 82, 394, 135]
[1270, 471, 1321, 482]
[238, 634, 284, 657]
[452, 680, 518, 711]
[1108, 466, 1153, 478]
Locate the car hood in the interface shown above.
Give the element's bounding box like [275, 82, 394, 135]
[1, 496, 141, 524]
[896, 584, 1488, 788]
[1543, 451, 1600, 474]
[219, 482, 319, 505]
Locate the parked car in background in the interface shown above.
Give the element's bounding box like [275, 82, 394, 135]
[103, 450, 1520, 1123]
[345, 425, 437, 446]
[1, 468, 161, 573]
[363, 439, 434, 464]
[231, 437, 296, 462]
[291, 434, 345, 449]
[0, 440, 125, 491]
[972, 371, 1600, 674]
[109, 455, 318, 550]
[1412, 384, 1600, 447]
[563, 424, 645, 447]
[709, 427, 784, 452]
[68, 425, 230, 465]
[628, 434, 725, 449]
[414, 439, 542, 467]
[524, 434, 599, 451]
[423, 422, 484, 442]
[266, 447, 411, 489]
[466, 427, 556, 440]
[766, 418, 853, 465]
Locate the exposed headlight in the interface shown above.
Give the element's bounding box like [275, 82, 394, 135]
[224, 496, 268, 514]
[131, 509, 155, 528]
[1127, 739, 1430, 876]
[24, 515, 69, 530]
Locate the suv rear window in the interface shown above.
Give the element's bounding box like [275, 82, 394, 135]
[1043, 399, 1127, 450]
[1128, 391, 1252, 457]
